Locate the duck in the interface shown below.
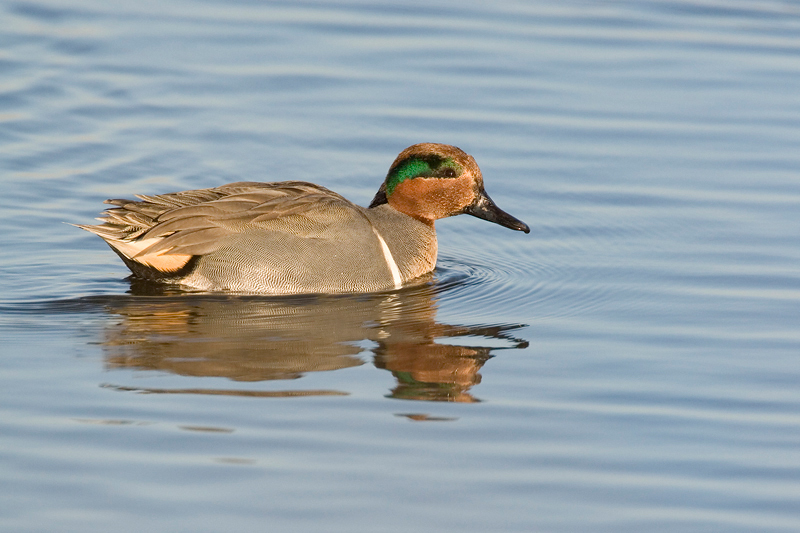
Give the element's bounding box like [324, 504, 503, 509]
[77, 143, 529, 294]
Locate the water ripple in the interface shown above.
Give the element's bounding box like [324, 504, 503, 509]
[3, 0, 800, 531]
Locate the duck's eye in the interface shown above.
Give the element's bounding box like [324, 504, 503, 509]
[440, 167, 457, 178]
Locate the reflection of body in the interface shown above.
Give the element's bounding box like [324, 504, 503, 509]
[78, 144, 528, 294]
[99, 286, 527, 402]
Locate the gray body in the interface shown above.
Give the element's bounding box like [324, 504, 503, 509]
[79, 181, 437, 294]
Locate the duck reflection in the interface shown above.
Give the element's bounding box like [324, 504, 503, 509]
[97, 279, 527, 402]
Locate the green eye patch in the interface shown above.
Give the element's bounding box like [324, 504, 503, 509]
[385, 156, 463, 196]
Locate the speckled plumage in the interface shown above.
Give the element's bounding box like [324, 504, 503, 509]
[77, 143, 529, 294]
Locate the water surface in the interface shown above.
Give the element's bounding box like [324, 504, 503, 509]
[2, 1, 800, 531]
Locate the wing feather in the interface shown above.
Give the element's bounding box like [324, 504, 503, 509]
[77, 181, 358, 276]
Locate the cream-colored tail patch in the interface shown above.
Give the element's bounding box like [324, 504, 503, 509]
[108, 237, 192, 273]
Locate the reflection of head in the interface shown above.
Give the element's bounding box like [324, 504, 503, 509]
[374, 342, 492, 403]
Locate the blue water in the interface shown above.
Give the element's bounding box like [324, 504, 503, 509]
[2, 1, 800, 531]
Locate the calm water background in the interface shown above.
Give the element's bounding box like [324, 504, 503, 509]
[2, 0, 800, 531]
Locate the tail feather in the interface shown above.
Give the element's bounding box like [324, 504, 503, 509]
[74, 223, 193, 275]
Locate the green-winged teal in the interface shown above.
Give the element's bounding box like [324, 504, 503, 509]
[77, 143, 529, 294]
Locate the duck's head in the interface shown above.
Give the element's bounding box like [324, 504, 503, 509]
[369, 143, 530, 233]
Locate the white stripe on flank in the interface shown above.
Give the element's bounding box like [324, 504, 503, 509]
[371, 227, 402, 289]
